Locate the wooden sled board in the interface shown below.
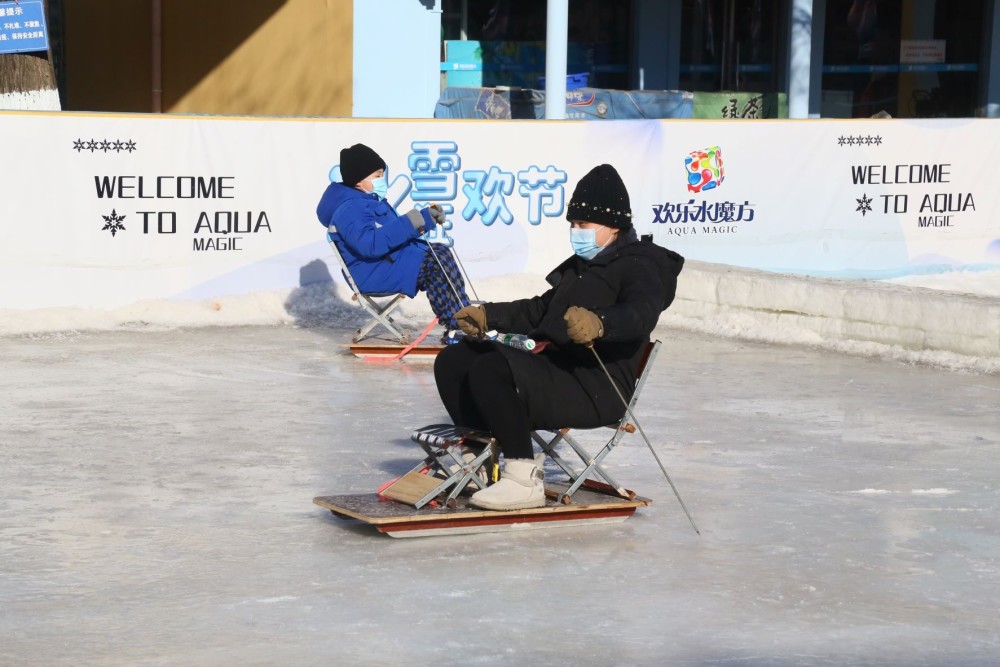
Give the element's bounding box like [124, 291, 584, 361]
[313, 483, 651, 538]
[344, 343, 445, 360]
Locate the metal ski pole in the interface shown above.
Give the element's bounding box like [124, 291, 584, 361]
[450, 245, 481, 303]
[588, 344, 700, 535]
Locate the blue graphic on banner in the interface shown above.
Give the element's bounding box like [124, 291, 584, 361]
[463, 167, 515, 227]
[518, 166, 568, 225]
[328, 139, 570, 247]
[0, 0, 48, 54]
[398, 142, 568, 236]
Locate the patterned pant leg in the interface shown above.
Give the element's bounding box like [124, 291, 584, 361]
[416, 244, 470, 330]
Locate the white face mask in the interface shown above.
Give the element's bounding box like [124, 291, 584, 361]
[570, 226, 611, 260]
[367, 175, 388, 200]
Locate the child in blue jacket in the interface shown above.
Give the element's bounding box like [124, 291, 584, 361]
[317, 143, 470, 336]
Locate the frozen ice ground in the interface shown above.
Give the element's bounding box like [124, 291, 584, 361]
[2, 324, 998, 666]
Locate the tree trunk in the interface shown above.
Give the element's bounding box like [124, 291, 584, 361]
[0, 0, 60, 109]
[0, 53, 56, 94]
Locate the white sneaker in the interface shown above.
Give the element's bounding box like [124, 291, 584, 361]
[469, 458, 545, 511]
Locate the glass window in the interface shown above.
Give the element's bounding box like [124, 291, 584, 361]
[441, 0, 630, 90]
[679, 0, 784, 93]
[821, 0, 985, 118]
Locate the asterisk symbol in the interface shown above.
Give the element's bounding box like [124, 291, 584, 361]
[856, 194, 873, 216]
[112, 140, 124, 152]
[837, 136, 846, 146]
[101, 209, 126, 237]
[125, 140, 137, 152]
[72, 139, 85, 152]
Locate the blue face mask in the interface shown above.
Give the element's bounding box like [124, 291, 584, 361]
[570, 227, 604, 260]
[369, 175, 388, 200]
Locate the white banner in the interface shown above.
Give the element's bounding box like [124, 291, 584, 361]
[1, 112, 998, 309]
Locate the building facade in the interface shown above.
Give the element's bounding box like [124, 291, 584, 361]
[38, 0, 1000, 119]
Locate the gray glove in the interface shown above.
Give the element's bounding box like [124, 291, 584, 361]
[428, 205, 447, 225]
[404, 208, 424, 231]
[405, 208, 438, 235]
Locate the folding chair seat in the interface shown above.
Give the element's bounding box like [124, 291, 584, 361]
[531, 339, 661, 504]
[327, 225, 409, 344]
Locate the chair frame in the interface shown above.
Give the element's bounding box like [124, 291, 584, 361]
[531, 339, 661, 503]
[327, 225, 409, 344]
[403, 340, 661, 507]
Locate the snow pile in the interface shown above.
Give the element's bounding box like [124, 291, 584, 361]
[1, 263, 997, 374]
[0, 89, 61, 111]
[662, 261, 998, 372]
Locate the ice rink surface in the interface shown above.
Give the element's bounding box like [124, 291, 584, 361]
[2, 325, 998, 666]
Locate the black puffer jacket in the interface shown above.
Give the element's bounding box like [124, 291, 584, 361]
[483, 234, 684, 417]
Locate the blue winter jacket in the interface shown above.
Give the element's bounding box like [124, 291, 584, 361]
[316, 182, 432, 297]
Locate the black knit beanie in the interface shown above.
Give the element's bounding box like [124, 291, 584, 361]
[339, 143, 387, 187]
[566, 164, 633, 230]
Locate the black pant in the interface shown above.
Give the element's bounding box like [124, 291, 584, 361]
[434, 341, 618, 459]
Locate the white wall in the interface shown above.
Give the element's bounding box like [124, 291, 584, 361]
[352, 0, 442, 118]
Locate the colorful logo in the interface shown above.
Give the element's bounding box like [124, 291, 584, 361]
[686, 146, 724, 193]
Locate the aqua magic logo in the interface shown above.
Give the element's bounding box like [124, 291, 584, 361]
[651, 145, 755, 237]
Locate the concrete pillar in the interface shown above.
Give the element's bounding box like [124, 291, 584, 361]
[545, 0, 569, 119]
[788, 0, 813, 118]
[808, 0, 827, 117]
[984, 0, 1000, 117]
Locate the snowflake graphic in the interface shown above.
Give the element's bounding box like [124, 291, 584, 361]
[102, 209, 126, 237]
[72, 139, 85, 152]
[856, 193, 873, 217]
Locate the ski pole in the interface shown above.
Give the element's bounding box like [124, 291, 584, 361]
[450, 245, 481, 303]
[588, 343, 700, 535]
[424, 239, 468, 308]
[425, 204, 480, 305]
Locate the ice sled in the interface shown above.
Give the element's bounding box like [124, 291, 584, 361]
[314, 341, 661, 538]
[344, 342, 444, 361]
[313, 482, 650, 538]
[314, 422, 649, 537]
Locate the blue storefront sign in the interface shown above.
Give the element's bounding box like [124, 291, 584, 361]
[0, 0, 49, 55]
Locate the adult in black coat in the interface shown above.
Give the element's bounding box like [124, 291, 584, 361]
[433, 164, 684, 511]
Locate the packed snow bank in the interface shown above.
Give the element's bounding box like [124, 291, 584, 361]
[662, 262, 998, 374]
[1, 263, 996, 373]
